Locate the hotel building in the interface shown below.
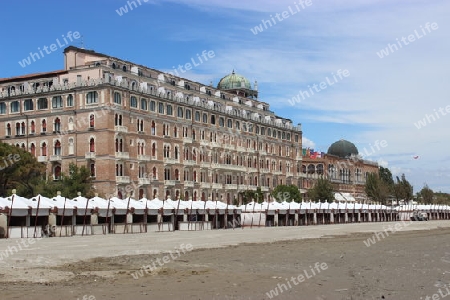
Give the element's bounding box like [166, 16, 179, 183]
[0, 46, 303, 202]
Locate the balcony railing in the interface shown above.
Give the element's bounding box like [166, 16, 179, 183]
[261, 186, 269, 192]
[114, 125, 128, 133]
[164, 180, 176, 186]
[184, 181, 195, 188]
[247, 167, 258, 173]
[184, 160, 196, 166]
[85, 152, 96, 160]
[115, 152, 129, 159]
[212, 183, 223, 189]
[137, 154, 151, 161]
[49, 155, 62, 162]
[200, 182, 211, 189]
[37, 156, 47, 162]
[138, 178, 151, 185]
[116, 176, 131, 184]
[225, 184, 237, 190]
[164, 158, 178, 164]
[183, 137, 193, 144]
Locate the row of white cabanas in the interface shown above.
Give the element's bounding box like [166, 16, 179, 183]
[0, 194, 242, 239]
[1, 194, 450, 238]
[0, 194, 239, 217]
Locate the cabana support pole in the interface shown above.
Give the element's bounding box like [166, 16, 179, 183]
[33, 196, 41, 238]
[60, 197, 67, 237]
[6, 194, 15, 239]
[81, 197, 90, 236]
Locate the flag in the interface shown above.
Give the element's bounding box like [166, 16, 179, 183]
[310, 151, 317, 159]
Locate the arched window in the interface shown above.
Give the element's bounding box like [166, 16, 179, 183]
[68, 138, 74, 155]
[21, 122, 25, 135]
[152, 167, 157, 180]
[30, 121, 35, 134]
[52, 96, 63, 108]
[166, 105, 173, 115]
[54, 118, 61, 132]
[90, 163, 96, 177]
[86, 91, 98, 104]
[89, 138, 95, 152]
[38, 98, 48, 110]
[151, 121, 156, 135]
[42, 119, 47, 132]
[10, 101, 19, 113]
[114, 92, 122, 104]
[30, 143, 36, 156]
[42, 142, 47, 156]
[185, 109, 191, 120]
[151, 143, 156, 157]
[177, 107, 184, 118]
[0, 103, 6, 114]
[89, 114, 95, 128]
[54, 140, 61, 155]
[140, 98, 148, 110]
[54, 165, 62, 180]
[130, 96, 138, 108]
[66, 94, 74, 107]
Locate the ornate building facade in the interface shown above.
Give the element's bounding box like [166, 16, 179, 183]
[0, 46, 303, 202]
[301, 139, 379, 201]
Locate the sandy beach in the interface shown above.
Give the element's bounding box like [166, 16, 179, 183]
[1, 221, 450, 300]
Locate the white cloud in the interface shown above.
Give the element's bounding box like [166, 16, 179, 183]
[302, 137, 316, 148]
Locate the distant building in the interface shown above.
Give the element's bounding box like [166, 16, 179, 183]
[0, 47, 303, 202]
[302, 139, 379, 202]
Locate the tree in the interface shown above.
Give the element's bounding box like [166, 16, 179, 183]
[379, 166, 394, 186]
[419, 184, 434, 204]
[365, 172, 390, 204]
[393, 174, 413, 204]
[36, 163, 95, 198]
[308, 178, 334, 202]
[271, 184, 302, 203]
[0, 142, 46, 197]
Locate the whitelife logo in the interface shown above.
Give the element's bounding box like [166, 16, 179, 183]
[18, 31, 81, 68]
[376, 22, 438, 58]
[250, 0, 313, 35]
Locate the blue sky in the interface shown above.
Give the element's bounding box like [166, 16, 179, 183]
[1, 0, 449, 192]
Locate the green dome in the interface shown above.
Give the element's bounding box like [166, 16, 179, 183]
[217, 70, 251, 90]
[327, 139, 359, 158]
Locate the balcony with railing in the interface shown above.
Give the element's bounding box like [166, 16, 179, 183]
[138, 178, 151, 185]
[225, 184, 237, 190]
[137, 154, 151, 161]
[163, 158, 179, 164]
[183, 137, 193, 144]
[184, 160, 196, 166]
[116, 176, 131, 184]
[85, 152, 96, 160]
[165, 180, 176, 186]
[184, 181, 195, 188]
[114, 125, 128, 133]
[37, 156, 47, 162]
[115, 152, 129, 160]
[212, 183, 223, 189]
[200, 182, 211, 189]
[261, 186, 269, 192]
[49, 155, 62, 162]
